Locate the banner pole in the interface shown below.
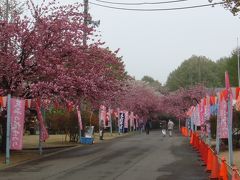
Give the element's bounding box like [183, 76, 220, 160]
[78, 105, 82, 143]
[79, 129, 81, 143]
[118, 112, 121, 135]
[5, 94, 11, 164]
[109, 107, 112, 136]
[39, 108, 44, 155]
[178, 119, 180, 132]
[39, 127, 42, 155]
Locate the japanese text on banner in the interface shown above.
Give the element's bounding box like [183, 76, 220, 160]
[10, 98, 25, 150]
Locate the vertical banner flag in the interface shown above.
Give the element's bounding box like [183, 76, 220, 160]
[36, 102, 49, 142]
[219, 98, 228, 138]
[130, 112, 134, 128]
[99, 105, 107, 127]
[10, 98, 25, 150]
[124, 111, 129, 129]
[119, 112, 125, 133]
[2, 96, 7, 108]
[236, 93, 240, 111]
[135, 115, 139, 129]
[194, 104, 200, 126]
[200, 99, 205, 135]
[225, 71, 233, 129]
[106, 108, 111, 127]
[205, 96, 211, 136]
[225, 71, 233, 165]
[216, 93, 221, 153]
[25, 99, 32, 109]
[77, 106, 83, 130]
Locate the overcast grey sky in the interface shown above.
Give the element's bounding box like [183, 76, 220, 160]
[40, 0, 240, 84]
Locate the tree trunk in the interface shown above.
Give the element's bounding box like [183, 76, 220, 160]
[0, 110, 7, 153]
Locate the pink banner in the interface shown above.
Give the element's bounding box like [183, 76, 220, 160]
[106, 108, 112, 127]
[99, 105, 107, 127]
[36, 102, 49, 142]
[10, 98, 25, 150]
[135, 115, 139, 128]
[219, 99, 228, 138]
[124, 111, 129, 128]
[77, 107, 83, 130]
[130, 112, 134, 127]
[199, 100, 205, 135]
[218, 72, 233, 139]
[205, 97, 211, 135]
[217, 96, 221, 140]
[193, 105, 200, 126]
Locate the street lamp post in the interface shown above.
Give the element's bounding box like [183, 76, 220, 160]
[83, 0, 88, 46]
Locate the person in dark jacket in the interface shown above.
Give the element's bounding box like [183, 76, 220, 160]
[145, 119, 151, 135]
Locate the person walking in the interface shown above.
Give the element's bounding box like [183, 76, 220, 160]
[145, 119, 151, 135]
[168, 119, 174, 137]
[99, 120, 104, 140]
[161, 120, 167, 137]
[139, 119, 144, 134]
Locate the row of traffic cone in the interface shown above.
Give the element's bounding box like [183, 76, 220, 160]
[181, 129, 240, 180]
[190, 132, 228, 179]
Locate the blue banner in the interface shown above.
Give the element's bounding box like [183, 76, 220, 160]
[119, 112, 125, 133]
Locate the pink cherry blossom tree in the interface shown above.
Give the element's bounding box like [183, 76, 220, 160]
[116, 80, 162, 119]
[0, 0, 127, 107]
[159, 85, 206, 120]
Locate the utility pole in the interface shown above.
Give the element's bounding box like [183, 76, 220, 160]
[83, 0, 89, 46]
[238, 38, 240, 86]
[198, 58, 201, 83]
[5, 0, 9, 22]
[5, 1, 10, 164]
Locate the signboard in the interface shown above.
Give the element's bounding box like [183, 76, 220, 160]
[85, 126, 94, 138]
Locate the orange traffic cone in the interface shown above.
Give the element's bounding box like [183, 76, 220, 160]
[185, 127, 188, 137]
[209, 153, 219, 179]
[206, 148, 213, 172]
[219, 157, 228, 180]
[184, 128, 187, 137]
[190, 132, 194, 145]
[196, 136, 200, 152]
[198, 140, 202, 155]
[203, 143, 208, 165]
[205, 144, 208, 165]
[232, 166, 240, 180]
[200, 141, 205, 162]
[193, 134, 197, 150]
[199, 141, 207, 166]
[194, 133, 197, 147]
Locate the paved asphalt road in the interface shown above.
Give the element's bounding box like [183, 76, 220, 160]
[0, 131, 209, 180]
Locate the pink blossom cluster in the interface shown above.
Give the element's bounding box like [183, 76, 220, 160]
[0, 0, 127, 108]
[116, 80, 162, 118]
[159, 85, 207, 120]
